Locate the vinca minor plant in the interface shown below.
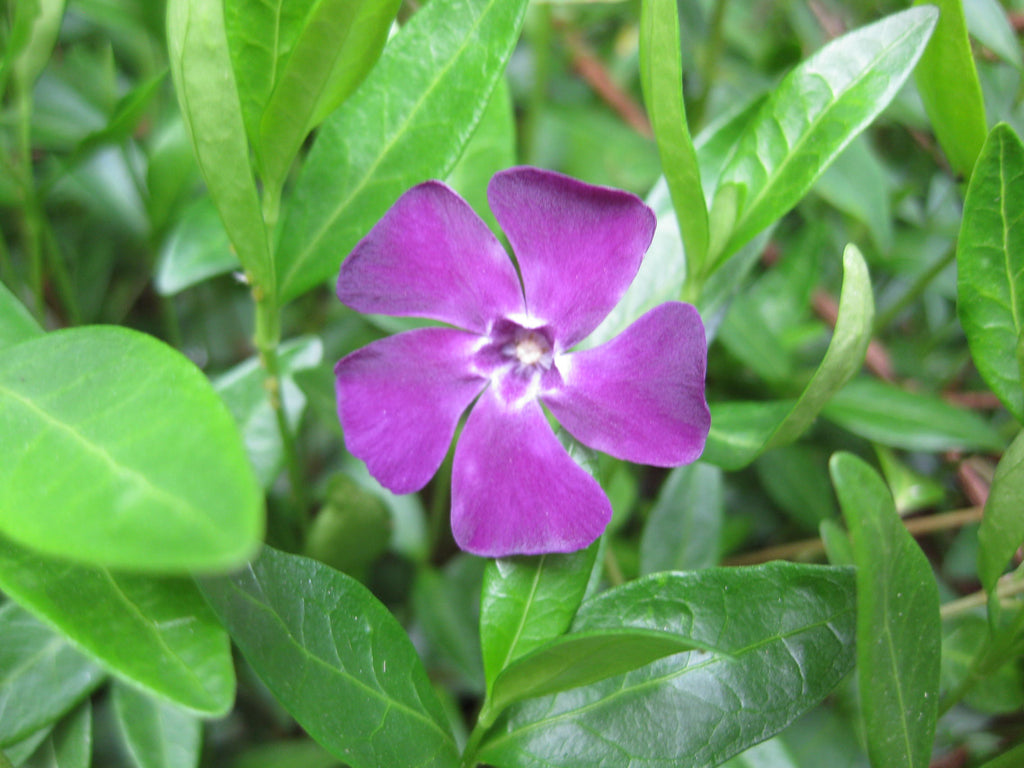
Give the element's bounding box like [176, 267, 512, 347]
[2, 0, 1024, 767]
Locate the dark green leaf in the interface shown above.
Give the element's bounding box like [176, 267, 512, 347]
[0, 603, 104, 747]
[113, 682, 201, 768]
[0, 536, 235, 716]
[199, 546, 459, 768]
[166, 0, 271, 284]
[913, 0, 987, 176]
[0, 326, 263, 571]
[224, 0, 401, 188]
[479, 545, 598, 697]
[831, 452, 939, 768]
[978, 429, 1024, 595]
[710, 7, 937, 264]
[639, 462, 723, 573]
[941, 616, 1024, 714]
[0, 282, 43, 351]
[22, 701, 91, 768]
[979, 741, 1024, 768]
[478, 563, 856, 767]
[639, 0, 708, 279]
[823, 378, 1004, 452]
[957, 123, 1024, 422]
[756, 446, 838, 532]
[275, 0, 529, 302]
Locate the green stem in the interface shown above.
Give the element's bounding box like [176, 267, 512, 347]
[15, 84, 45, 320]
[40, 217, 80, 324]
[873, 244, 956, 332]
[428, 449, 454, 559]
[691, 0, 731, 130]
[460, 701, 497, 768]
[521, 4, 552, 165]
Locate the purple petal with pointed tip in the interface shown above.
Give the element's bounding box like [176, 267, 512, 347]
[543, 302, 709, 466]
[451, 389, 612, 557]
[487, 167, 656, 348]
[338, 181, 524, 334]
[335, 328, 487, 494]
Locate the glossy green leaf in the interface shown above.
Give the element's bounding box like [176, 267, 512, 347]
[823, 378, 1004, 452]
[0, 536, 235, 716]
[275, 0, 529, 302]
[199, 546, 459, 768]
[485, 629, 718, 721]
[478, 563, 856, 768]
[224, 0, 400, 188]
[154, 197, 236, 296]
[710, 7, 937, 264]
[957, 123, 1024, 422]
[831, 452, 940, 768]
[913, 0, 987, 176]
[0, 326, 263, 571]
[0, 282, 43, 351]
[22, 701, 91, 768]
[214, 335, 322, 487]
[0, 603, 104, 747]
[480, 545, 598, 697]
[639, 0, 708, 279]
[978, 430, 1024, 595]
[639, 462, 723, 573]
[113, 682, 201, 768]
[701, 244, 873, 470]
[166, 0, 270, 285]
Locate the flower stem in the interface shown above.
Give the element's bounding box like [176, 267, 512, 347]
[14, 84, 45, 320]
[691, 0, 732, 130]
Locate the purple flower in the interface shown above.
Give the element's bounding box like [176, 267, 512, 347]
[334, 167, 710, 557]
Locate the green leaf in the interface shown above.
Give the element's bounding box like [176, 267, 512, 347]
[0, 326, 263, 572]
[639, 461, 723, 573]
[823, 378, 1005, 452]
[154, 197, 237, 296]
[639, 0, 708, 280]
[275, 0, 529, 303]
[756, 445, 839, 532]
[965, 0, 1023, 70]
[213, 335, 322, 487]
[478, 563, 856, 768]
[0, 282, 43, 351]
[166, 0, 270, 285]
[479, 545, 598, 697]
[702, 244, 874, 470]
[913, 0, 987, 176]
[957, 123, 1024, 422]
[980, 742, 1024, 768]
[21, 700, 91, 768]
[113, 682, 201, 768]
[9, 0, 66, 91]
[486, 629, 718, 720]
[224, 0, 401, 189]
[978, 430, 1024, 595]
[304, 474, 391, 581]
[0, 603, 104, 747]
[830, 452, 940, 768]
[814, 136, 894, 252]
[710, 7, 937, 264]
[0, 536, 235, 716]
[198, 546, 459, 768]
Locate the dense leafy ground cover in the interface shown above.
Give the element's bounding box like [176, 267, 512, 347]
[3, 1, 1024, 766]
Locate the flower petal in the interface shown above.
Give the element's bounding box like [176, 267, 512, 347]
[335, 328, 487, 494]
[338, 181, 524, 333]
[451, 389, 611, 556]
[543, 302, 709, 466]
[487, 167, 656, 348]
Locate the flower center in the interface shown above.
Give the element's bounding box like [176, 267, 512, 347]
[514, 331, 550, 367]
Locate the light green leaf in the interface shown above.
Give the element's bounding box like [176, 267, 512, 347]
[957, 123, 1024, 422]
[166, 0, 270, 285]
[964, 0, 1023, 70]
[224, 0, 400, 189]
[113, 682, 201, 768]
[823, 378, 1005, 452]
[710, 7, 937, 264]
[478, 563, 855, 768]
[978, 430, 1024, 595]
[199, 546, 459, 768]
[275, 0, 528, 303]
[639, 0, 708, 281]
[913, 0, 987, 176]
[0, 603, 104, 748]
[831, 452, 940, 768]
[154, 197, 236, 296]
[22, 701, 91, 768]
[0, 326, 263, 572]
[814, 136, 894, 252]
[0, 536, 235, 717]
[9, 0, 66, 91]
[480, 545, 598, 698]
[639, 462, 722, 573]
[0, 282, 43, 351]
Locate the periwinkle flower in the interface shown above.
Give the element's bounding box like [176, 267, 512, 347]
[334, 167, 710, 557]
